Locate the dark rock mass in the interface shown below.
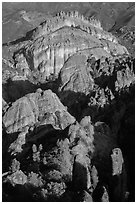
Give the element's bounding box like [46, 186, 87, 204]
[2, 3, 135, 202]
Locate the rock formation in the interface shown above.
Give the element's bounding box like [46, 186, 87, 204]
[3, 89, 75, 134]
[6, 11, 129, 85]
[2, 7, 135, 202]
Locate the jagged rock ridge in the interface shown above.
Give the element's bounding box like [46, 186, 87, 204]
[6, 11, 129, 85]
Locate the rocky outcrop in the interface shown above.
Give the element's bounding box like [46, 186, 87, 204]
[59, 55, 134, 121]
[3, 89, 75, 134]
[9, 11, 129, 84]
[2, 112, 129, 201]
[6, 170, 28, 186]
[111, 148, 124, 176]
[32, 10, 129, 51]
[2, 7, 135, 202]
[3, 89, 75, 156]
[59, 53, 94, 95]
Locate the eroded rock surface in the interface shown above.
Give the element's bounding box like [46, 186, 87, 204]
[3, 11, 129, 85]
[3, 89, 75, 134]
[2, 7, 134, 202]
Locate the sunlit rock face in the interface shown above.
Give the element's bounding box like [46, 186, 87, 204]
[59, 53, 94, 95]
[13, 11, 128, 84]
[3, 89, 75, 134]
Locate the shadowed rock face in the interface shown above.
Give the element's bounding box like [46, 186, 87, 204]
[2, 5, 135, 202]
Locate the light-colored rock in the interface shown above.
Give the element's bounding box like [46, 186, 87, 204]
[59, 53, 94, 95]
[13, 11, 128, 84]
[8, 130, 28, 155]
[3, 89, 75, 134]
[101, 186, 109, 202]
[91, 165, 99, 190]
[3, 96, 38, 133]
[37, 89, 76, 130]
[82, 190, 93, 202]
[7, 170, 27, 186]
[111, 148, 124, 176]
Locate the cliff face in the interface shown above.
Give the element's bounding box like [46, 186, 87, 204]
[2, 9, 135, 202]
[5, 11, 128, 85]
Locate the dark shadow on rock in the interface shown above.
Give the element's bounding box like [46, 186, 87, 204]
[2, 182, 39, 202]
[2, 129, 19, 172]
[72, 160, 88, 193]
[58, 90, 90, 121]
[2, 78, 38, 103]
[92, 182, 105, 201]
[94, 73, 117, 93]
[58, 83, 134, 201]
[2, 68, 135, 202]
[16, 124, 70, 173]
[26, 124, 69, 151]
[116, 87, 135, 201]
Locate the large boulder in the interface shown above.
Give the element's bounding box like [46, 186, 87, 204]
[3, 89, 75, 134]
